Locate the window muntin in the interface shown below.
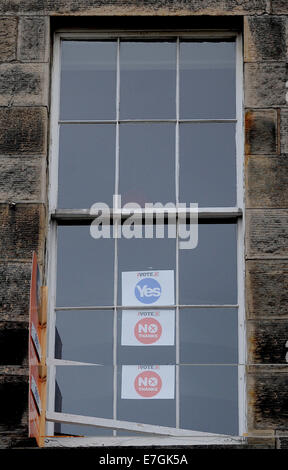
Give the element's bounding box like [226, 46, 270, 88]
[48, 32, 244, 444]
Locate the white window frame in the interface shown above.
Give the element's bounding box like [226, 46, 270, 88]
[45, 29, 246, 447]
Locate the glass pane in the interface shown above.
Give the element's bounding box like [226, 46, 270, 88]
[179, 223, 237, 304]
[117, 365, 176, 428]
[118, 229, 176, 305]
[180, 308, 238, 364]
[119, 124, 175, 206]
[55, 310, 113, 364]
[60, 41, 116, 120]
[120, 42, 176, 119]
[117, 309, 176, 365]
[58, 124, 115, 208]
[180, 41, 236, 119]
[54, 423, 113, 437]
[179, 123, 236, 207]
[180, 365, 238, 435]
[55, 366, 113, 436]
[56, 226, 114, 307]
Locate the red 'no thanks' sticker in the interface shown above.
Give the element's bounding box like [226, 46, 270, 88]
[134, 371, 162, 398]
[134, 317, 162, 344]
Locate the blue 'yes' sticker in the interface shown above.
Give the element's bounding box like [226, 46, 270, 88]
[134, 278, 162, 304]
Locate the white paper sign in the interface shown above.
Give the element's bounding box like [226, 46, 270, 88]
[31, 375, 41, 414]
[121, 365, 175, 399]
[121, 310, 175, 346]
[122, 270, 174, 306]
[31, 322, 41, 361]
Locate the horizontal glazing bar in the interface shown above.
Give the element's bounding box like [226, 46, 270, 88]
[48, 361, 256, 367]
[59, 119, 237, 124]
[55, 305, 239, 311]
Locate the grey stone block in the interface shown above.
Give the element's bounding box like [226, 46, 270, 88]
[0, 203, 46, 260]
[246, 209, 288, 259]
[18, 16, 49, 62]
[246, 156, 288, 208]
[245, 63, 288, 108]
[247, 367, 288, 431]
[246, 261, 288, 319]
[271, 0, 288, 14]
[0, 107, 47, 155]
[247, 320, 288, 364]
[0, 17, 17, 62]
[245, 110, 278, 155]
[280, 109, 288, 154]
[0, 157, 45, 202]
[0, 0, 267, 15]
[0, 64, 49, 106]
[244, 16, 287, 62]
[0, 263, 31, 318]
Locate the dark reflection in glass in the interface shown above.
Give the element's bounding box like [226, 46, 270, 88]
[179, 123, 236, 207]
[119, 124, 175, 206]
[179, 223, 237, 305]
[58, 124, 115, 208]
[117, 309, 176, 365]
[120, 42, 176, 119]
[117, 366, 176, 429]
[56, 226, 114, 307]
[118, 229, 176, 305]
[60, 41, 116, 120]
[180, 308, 238, 364]
[55, 366, 113, 436]
[180, 365, 238, 435]
[55, 310, 113, 364]
[180, 41, 236, 119]
[54, 423, 113, 437]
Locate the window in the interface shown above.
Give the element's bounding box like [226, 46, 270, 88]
[46, 30, 245, 446]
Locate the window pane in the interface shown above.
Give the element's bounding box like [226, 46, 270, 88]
[58, 124, 115, 208]
[56, 226, 114, 307]
[118, 231, 176, 305]
[180, 41, 236, 119]
[180, 308, 238, 364]
[117, 309, 176, 365]
[55, 310, 113, 364]
[117, 365, 176, 428]
[179, 123, 236, 207]
[60, 41, 116, 120]
[180, 365, 238, 435]
[120, 42, 176, 119]
[55, 366, 113, 436]
[179, 223, 237, 304]
[119, 124, 175, 206]
[53, 423, 113, 437]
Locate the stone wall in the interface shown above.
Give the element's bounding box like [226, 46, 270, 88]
[0, 0, 287, 449]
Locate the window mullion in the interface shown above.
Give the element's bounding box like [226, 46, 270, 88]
[113, 37, 121, 437]
[175, 36, 180, 430]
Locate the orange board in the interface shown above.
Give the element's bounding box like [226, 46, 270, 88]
[28, 252, 47, 447]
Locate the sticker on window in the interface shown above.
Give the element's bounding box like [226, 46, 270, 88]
[121, 310, 175, 346]
[122, 270, 174, 306]
[121, 365, 175, 399]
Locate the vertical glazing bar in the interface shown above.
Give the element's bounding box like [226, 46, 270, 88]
[115, 38, 120, 197]
[235, 33, 246, 437]
[113, 38, 121, 436]
[175, 37, 180, 429]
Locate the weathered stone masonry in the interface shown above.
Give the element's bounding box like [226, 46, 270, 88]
[0, 0, 287, 449]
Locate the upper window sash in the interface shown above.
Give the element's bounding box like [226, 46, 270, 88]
[49, 32, 243, 214]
